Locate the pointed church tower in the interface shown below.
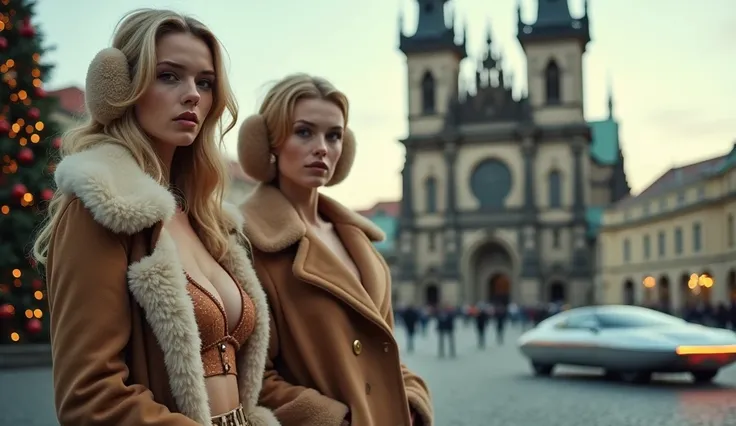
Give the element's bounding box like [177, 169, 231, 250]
[517, 0, 590, 124]
[399, 0, 466, 135]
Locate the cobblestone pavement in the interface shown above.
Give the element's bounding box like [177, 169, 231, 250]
[3, 324, 736, 425]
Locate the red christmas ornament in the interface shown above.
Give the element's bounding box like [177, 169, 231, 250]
[19, 17, 35, 38]
[0, 37, 7, 50]
[26, 318, 42, 334]
[0, 119, 9, 133]
[40, 188, 54, 201]
[32, 279, 43, 290]
[35, 87, 46, 98]
[0, 304, 14, 319]
[52, 137, 61, 149]
[28, 107, 40, 120]
[17, 147, 34, 164]
[12, 183, 27, 199]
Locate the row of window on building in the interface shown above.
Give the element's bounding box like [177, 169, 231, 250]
[622, 214, 735, 262]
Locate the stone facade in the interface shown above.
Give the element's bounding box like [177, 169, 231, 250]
[386, 0, 630, 307]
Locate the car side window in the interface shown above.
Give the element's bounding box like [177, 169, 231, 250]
[558, 313, 598, 329]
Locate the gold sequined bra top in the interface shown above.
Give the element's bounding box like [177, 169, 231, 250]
[185, 271, 256, 378]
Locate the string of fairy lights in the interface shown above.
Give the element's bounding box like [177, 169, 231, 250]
[0, 0, 59, 343]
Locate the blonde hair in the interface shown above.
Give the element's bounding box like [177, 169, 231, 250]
[33, 8, 238, 264]
[259, 73, 349, 148]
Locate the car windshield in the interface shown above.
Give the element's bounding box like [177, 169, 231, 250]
[596, 307, 685, 328]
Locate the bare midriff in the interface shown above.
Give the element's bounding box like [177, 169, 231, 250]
[205, 375, 242, 414]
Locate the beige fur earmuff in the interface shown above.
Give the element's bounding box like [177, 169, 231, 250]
[237, 114, 356, 187]
[85, 48, 133, 125]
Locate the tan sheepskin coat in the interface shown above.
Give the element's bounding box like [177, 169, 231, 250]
[241, 184, 433, 426]
[45, 144, 279, 426]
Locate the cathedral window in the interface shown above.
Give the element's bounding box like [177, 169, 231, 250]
[425, 177, 437, 213]
[470, 159, 512, 209]
[421, 71, 436, 114]
[544, 60, 561, 104]
[548, 170, 562, 208]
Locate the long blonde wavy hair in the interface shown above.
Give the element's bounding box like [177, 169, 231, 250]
[33, 9, 238, 264]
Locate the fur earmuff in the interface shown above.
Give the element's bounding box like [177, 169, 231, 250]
[85, 48, 132, 125]
[238, 115, 275, 183]
[237, 114, 356, 186]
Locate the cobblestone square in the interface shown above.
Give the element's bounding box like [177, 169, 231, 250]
[2, 325, 736, 425]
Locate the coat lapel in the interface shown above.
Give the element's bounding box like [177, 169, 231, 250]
[334, 224, 389, 312]
[242, 184, 392, 334]
[54, 144, 272, 425]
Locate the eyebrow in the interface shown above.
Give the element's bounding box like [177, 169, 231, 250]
[156, 60, 215, 76]
[295, 119, 343, 130]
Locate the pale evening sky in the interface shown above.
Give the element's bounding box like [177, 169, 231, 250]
[35, 0, 735, 209]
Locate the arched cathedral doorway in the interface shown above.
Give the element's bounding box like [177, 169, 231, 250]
[425, 284, 439, 306]
[468, 240, 516, 304]
[488, 273, 511, 305]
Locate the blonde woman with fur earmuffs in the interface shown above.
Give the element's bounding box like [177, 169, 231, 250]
[237, 74, 433, 426]
[32, 9, 279, 426]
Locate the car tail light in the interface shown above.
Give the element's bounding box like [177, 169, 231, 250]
[676, 345, 736, 355]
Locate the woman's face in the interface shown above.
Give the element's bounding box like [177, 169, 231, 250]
[135, 32, 215, 159]
[275, 98, 345, 189]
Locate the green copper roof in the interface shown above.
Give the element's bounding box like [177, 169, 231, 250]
[716, 144, 736, 174]
[586, 206, 605, 238]
[588, 118, 620, 165]
[369, 213, 397, 253]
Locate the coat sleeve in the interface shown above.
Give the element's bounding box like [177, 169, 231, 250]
[380, 271, 434, 426]
[46, 198, 199, 426]
[254, 261, 350, 426]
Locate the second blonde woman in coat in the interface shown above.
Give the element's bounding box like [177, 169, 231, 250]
[238, 74, 433, 426]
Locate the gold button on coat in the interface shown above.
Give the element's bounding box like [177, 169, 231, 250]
[352, 339, 362, 355]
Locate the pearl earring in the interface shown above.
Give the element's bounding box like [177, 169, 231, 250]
[269, 154, 276, 164]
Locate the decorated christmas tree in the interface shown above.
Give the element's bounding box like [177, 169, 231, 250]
[0, 0, 62, 344]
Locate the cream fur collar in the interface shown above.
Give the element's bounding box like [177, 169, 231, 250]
[54, 143, 244, 234]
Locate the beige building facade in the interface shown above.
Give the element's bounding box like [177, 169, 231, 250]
[392, 0, 629, 307]
[596, 145, 736, 312]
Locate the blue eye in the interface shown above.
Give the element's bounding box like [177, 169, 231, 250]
[158, 72, 177, 82]
[198, 79, 214, 90]
[327, 132, 342, 142]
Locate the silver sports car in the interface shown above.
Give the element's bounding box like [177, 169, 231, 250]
[518, 305, 736, 383]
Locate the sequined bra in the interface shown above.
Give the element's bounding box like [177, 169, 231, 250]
[185, 271, 256, 378]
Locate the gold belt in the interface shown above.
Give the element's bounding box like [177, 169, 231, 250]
[211, 404, 251, 426]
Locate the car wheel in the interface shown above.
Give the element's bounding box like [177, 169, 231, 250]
[620, 371, 651, 384]
[691, 370, 718, 383]
[531, 362, 554, 376]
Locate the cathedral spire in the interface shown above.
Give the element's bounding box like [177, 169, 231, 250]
[517, 0, 590, 50]
[399, 0, 466, 58]
[482, 22, 497, 70]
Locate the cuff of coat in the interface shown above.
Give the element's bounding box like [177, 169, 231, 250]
[246, 406, 280, 426]
[275, 389, 349, 426]
[407, 389, 433, 426]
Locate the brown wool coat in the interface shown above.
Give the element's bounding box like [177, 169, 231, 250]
[240, 185, 433, 426]
[45, 144, 279, 426]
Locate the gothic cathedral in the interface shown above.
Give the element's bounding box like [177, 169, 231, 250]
[393, 0, 630, 307]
